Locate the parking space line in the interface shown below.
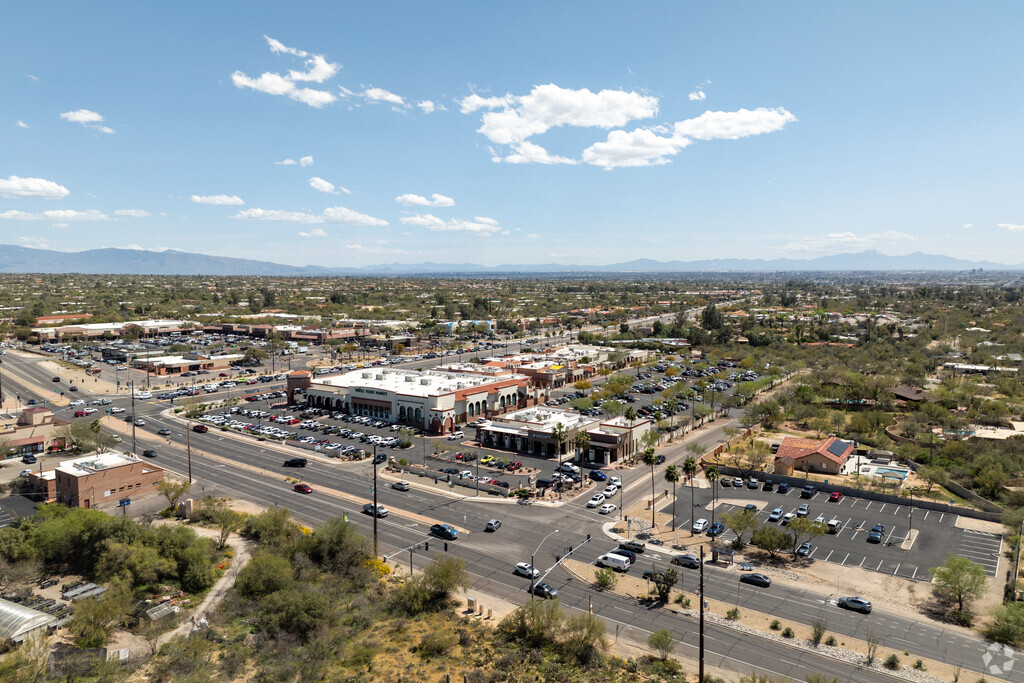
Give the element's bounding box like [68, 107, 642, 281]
[912, 567, 918, 579]
[824, 549, 833, 562]
[842, 553, 850, 565]
[876, 560, 884, 571]
[878, 504, 886, 513]
[923, 510, 929, 521]
[859, 557, 865, 567]
[893, 563, 900, 575]
[865, 502, 872, 510]
[939, 513, 944, 524]
[884, 526, 897, 545]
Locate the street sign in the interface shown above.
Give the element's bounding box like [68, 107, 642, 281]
[118, 498, 131, 507]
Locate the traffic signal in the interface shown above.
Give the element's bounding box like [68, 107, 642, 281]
[424, 541, 429, 551]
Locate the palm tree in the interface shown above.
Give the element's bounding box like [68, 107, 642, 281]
[642, 447, 659, 530]
[705, 464, 720, 529]
[682, 457, 698, 535]
[664, 465, 681, 532]
[550, 422, 568, 487]
[574, 431, 590, 488]
[624, 406, 638, 426]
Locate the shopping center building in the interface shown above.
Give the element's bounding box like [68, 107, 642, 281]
[303, 367, 544, 435]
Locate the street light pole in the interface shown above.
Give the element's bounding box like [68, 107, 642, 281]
[373, 444, 379, 558]
[530, 529, 559, 600]
[130, 381, 137, 455]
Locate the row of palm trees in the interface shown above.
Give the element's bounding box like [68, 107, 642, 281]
[641, 450, 721, 536]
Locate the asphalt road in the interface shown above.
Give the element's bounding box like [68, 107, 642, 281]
[1, 349, 1013, 682]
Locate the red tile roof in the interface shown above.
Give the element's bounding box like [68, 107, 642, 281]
[775, 436, 853, 465]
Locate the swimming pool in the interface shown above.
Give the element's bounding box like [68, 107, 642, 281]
[875, 467, 909, 480]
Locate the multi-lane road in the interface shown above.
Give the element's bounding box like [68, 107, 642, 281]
[0, 348, 1010, 681]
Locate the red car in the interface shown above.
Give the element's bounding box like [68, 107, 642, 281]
[74, 410, 87, 417]
[829, 491, 842, 502]
[294, 483, 313, 494]
[506, 461, 522, 471]
[192, 424, 209, 433]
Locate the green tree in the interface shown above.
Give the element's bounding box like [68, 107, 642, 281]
[156, 479, 191, 509]
[682, 457, 698, 534]
[550, 421, 568, 469]
[423, 554, 470, 602]
[665, 465, 681, 531]
[974, 464, 1009, 499]
[212, 508, 243, 550]
[236, 549, 293, 599]
[720, 508, 758, 545]
[498, 597, 564, 648]
[701, 303, 724, 330]
[648, 628, 677, 660]
[652, 568, 677, 602]
[930, 555, 987, 614]
[562, 611, 608, 665]
[642, 448, 659, 530]
[705, 464, 720, 528]
[786, 517, 828, 555]
[594, 567, 618, 591]
[750, 526, 789, 558]
[574, 430, 591, 486]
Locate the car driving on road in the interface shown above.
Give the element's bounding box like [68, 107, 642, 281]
[838, 596, 872, 614]
[514, 562, 539, 578]
[739, 572, 771, 588]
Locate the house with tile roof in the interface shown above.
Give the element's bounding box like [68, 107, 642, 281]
[773, 436, 854, 476]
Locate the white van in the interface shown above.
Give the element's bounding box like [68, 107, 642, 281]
[596, 554, 631, 572]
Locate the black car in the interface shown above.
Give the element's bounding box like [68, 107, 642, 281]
[671, 554, 701, 569]
[739, 572, 771, 588]
[68, 385, 78, 392]
[762, 480, 774, 491]
[801, 485, 816, 499]
[867, 524, 885, 543]
[373, 453, 387, 465]
[430, 523, 459, 540]
[642, 569, 667, 582]
[838, 596, 873, 614]
[530, 582, 558, 599]
[609, 548, 636, 563]
[777, 482, 790, 493]
[21, 455, 37, 464]
[283, 458, 308, 467]
[142, 449, 157, 458]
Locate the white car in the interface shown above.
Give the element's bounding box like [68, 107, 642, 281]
[110, 407, 125, 414]
[83, 408, 97, 415]
[134, 391, 152, 400]
[69, 400, 85, 406]
[782, 512, 796, 525]
[514, 562, 539, 578]
[692, 518, 709, 533]
[599, 503, 617, 514]
[602, 485, 618, 497]
[447, 431, 465, 440]
[609, 476, 622, 488]
[134, 418, 145, 426]
[586, 493, 606, 508]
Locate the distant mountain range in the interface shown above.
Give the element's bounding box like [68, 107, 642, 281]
[0, 244, 1019, 276]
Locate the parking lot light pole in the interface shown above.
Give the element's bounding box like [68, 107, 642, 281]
[373, 444, 379, 558]
[531, 529, 559, 601]
[907, 486, 916, 549]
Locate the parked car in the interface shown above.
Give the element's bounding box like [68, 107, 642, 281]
[782, 512, 796, 525]
[485, 519, 502, 532]
[21, 455, 37, 464]
[768, 507, 784, 522]
[447, 431, 464, 440]
[777, 482, 790, 493]
[796, 503, 810, 517]
[293, 483, 313, 494]
[796, 541, 813, 557]
[838, 596, 872, 614]
[867, 524, 885, 543]
[720, 477, 732, 488]
[739, 572, 771, 588]
[801, 485, 816, 499]
[692, 518, 709, 533]
[747, 478, 759, 489]
[732, 477, 743, 487]
[762, 480, 774, 491]
[829, 491, 843, 502]
[506, 461, 522, 471]
[707, 521, 726, 537]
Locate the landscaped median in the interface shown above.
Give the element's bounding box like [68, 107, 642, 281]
[560, 557, 998, 683]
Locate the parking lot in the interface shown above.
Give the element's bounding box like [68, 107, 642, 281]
[664, 479, 1003, 581]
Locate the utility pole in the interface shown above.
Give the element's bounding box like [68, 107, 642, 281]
[699, 544, 705, 683]
[373, 444, 379, 557]
[130, 381, 137, 455]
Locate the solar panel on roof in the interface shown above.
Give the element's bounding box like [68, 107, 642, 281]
[827, 441, 848, 457]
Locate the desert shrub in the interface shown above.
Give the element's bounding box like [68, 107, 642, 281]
[781, 627, 794, 638]
[884, 654, 900, 670]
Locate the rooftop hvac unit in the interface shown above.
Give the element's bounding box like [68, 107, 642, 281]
[404, 376, 415, 382]
[361, 372, 372, 379]
[420, 378, 432, 385]
[375, 374, 384, 380]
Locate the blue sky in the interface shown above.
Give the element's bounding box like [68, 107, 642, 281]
[2, 2, 1023, 267]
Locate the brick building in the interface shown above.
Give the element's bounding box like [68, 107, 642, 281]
[28, 452, 164, 509]
[1, 408, 69, 459]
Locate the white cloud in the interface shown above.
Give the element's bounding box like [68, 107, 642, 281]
[395, 193, 455, 207]
[276, 155, 314, 167]
[60, 108, 116, 133]
[582, 128, 685, 169]
[582, 106, 795, 169]
[400, 213, 502, 234]
[417, 100, 436, 114]
[963, 223, 973, 229]
[298, 227, 329, 237]
[0, 175, 70, 200]
[16, 120, 29, 129]
[233, 208, 323, 224]
[498, 141, 578, 165]
[462, 83, 659, 146]
[264, 35, 307, 57]
[26, 74, 39, 81]
[780, 231, 915, 253]
[688, 90, 706, 101]
[309, 177, 339, 194]
[113, 209, 151, 218]
[524, 233, 539, 239]
[0, 209, 110, 221]
[234, 206, 387, 226]
[322, 206, 388, 226]
[17, 236, 53, 250]
[191, 194, 244, 205]
[998, 223, 1024, 232]
[233, 38, 339, 108]
[363, 87, 406, 106]
[673, 107, 796, 141]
